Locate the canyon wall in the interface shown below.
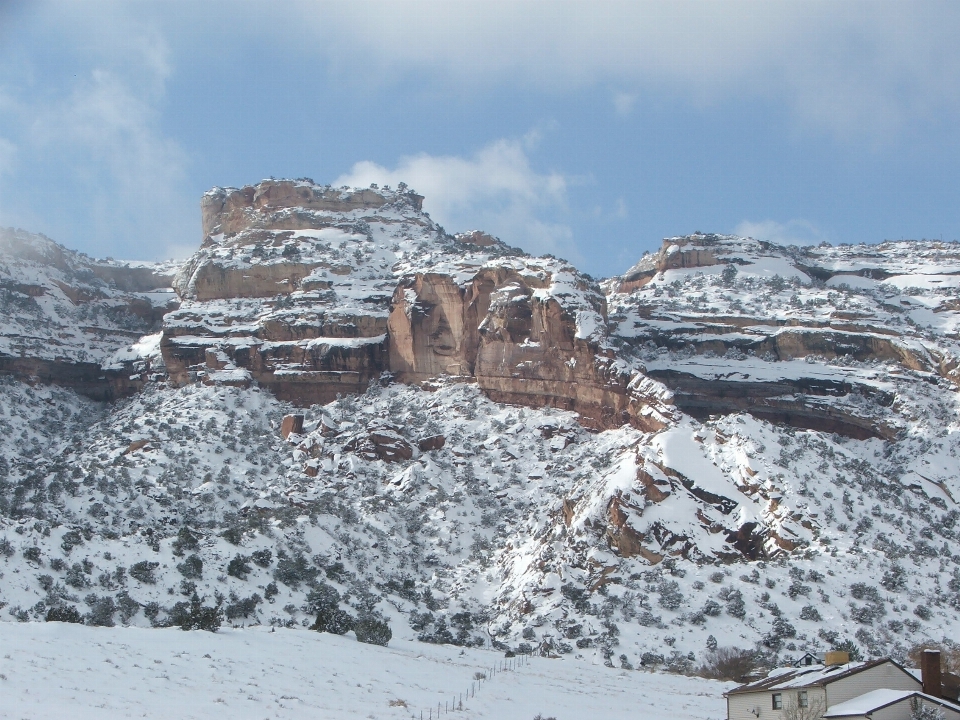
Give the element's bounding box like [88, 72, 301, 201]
[161, 179, 667, 429]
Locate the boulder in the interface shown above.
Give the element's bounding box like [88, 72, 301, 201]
[343, 427, 414, 462]
[280, 414, 304, 439]
[417, 434, 445, 452]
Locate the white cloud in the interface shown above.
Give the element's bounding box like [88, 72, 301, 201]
[734, 219, 827, 247]
[0, 10, 193, 260]
[334, 137, 578, 261]
[282, 0, 960, 141]
[29, 73, 191, 260]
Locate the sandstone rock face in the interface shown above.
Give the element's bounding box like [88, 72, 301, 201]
[200, 181, 421, 239]
[455, 230, 499, 247]
[473, 269, 630, 429]
[614, 235, 728, 293]
[175, 257, 324, 301]
[166, 179, 665, 430]
[388, 272, 484, 379]
[164, 180, 432, 403]
[645, 369, 895, 440]
[387, 261, 670, 430]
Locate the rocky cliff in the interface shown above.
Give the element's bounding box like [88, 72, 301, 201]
[606, 233, 960, 439]
[162, 179, 658, 427]
[0, 228, 178, 400]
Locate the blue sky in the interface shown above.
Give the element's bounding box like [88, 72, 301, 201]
[1, 1, 959, 277]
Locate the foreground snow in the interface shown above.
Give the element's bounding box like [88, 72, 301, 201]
[0, 623, 729, 720]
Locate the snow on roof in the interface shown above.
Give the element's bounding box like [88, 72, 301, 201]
[822, 688, 914, 717]
[728, 659, 913, 695]
[823, 689, 960, 718]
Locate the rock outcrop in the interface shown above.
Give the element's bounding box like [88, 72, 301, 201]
[606, 233, 960, 438]
[387, 262, 654, 429]
[18, 182, 959, 445]
[200, 181, 421, 239]
[0, 228, 177, 400]
[162, 180, 430, 403]
[163, 179, 667, 429]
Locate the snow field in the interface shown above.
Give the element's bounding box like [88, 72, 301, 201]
[0, 622, 729, 720]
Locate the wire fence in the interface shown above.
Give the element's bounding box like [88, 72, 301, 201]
[413, 652, 532, 719]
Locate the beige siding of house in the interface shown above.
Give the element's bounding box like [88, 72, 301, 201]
[727, 687, 827, 720]
[870, 698, 960, 720]
[824, 663, 921, 707]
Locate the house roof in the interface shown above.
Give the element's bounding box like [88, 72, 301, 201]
[726, 659, 919, 696]
[823, 689, 960, 718]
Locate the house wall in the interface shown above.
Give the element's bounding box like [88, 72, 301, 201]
[727, 663, 923, 720]
[727, 687, 827, 720]
[825, 663, 921, 707]
[871, 697, 960, 720]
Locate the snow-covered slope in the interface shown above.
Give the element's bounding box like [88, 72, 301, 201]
[0, 227, 177, 398]
[2, 376, 957, 670]
[2, 197, 959, 691]
[0, 622, 730, 719]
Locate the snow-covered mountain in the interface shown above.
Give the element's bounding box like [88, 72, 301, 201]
[0, 227, 177, 398]
[2, 185, 959, 677]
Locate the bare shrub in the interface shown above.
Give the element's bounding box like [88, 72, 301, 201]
[907, 641, 960, 674]
[699, 646, 758, 682]
[781, 694, 826, 720]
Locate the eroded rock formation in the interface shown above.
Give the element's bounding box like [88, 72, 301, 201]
[606, 232, 960, 438]
[162, 179, 667, 429]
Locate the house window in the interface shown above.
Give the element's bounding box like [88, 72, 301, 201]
[798, 691, 809, 708]
[772, 693, 783, 709]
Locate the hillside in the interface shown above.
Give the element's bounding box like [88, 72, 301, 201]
[2, 182, 959, 683]
[0, 227, 177, 399]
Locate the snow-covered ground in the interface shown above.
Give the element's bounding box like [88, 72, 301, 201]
[0, 621, 729, 720]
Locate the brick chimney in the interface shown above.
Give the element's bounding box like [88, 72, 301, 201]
[922, 649, 942, 698]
